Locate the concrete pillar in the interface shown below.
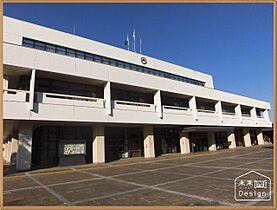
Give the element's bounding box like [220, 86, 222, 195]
[104, 81, 111, 115]
[251, 107, 257, 123]
[6, 140, 11, 163]
[92, 124, 105, 163]
[180, 132, 190, 154]
[4, 142, 9, 162]
[16, 124, 33, 171]
[143, 126, 155, 158]
[3, 75, 9, 89]
[207, 132, 216, 151]
[215, 101, 223, 122]
[189, 96, 198, 121]
[227, 131, 236, 149]
[243, 128, 251, 147]
[235, 104, 242, 123]
[256, 128, 264, 145]
[29, 69, 36, 110]
[154, 90, 162, 118]
[3, 143, 6, 161]
[263, 109, 270, 123]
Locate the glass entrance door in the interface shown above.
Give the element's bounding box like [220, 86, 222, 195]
[189, 133, 208, 153]
[105, 127, 143, 162]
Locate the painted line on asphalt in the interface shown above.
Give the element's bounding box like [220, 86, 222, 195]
[25, 172, 72, 206]
[73, 155, 270, 206]
[4, 145, 264, 180]
[73, 169, 237, 206]
[4, 149, 268, 193]
[4, 177, 103, 193]
[187, 165, 274, 172]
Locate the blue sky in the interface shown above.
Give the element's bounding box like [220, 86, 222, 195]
[4, 3, 274, 120]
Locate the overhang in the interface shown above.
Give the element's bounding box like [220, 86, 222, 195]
[181, 126, 234, 133]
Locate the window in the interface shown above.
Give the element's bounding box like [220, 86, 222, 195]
[256, 109, 264, 118]
[56, 46, 66, 55]
[110, 59, 117, 66]
[66, 49, 75, 57]
[102, 58, 109, 64]
[76, 51, 85, 59]
[85, 53, 93, 61]
[222, 104, 235, 114]
[22, 37, 206, 87]
[197, 100, 215, 111]
[34, 41, 45, 50]
[94, 55, 101, 63]
[23, 38, 34, 48]
[46, 44, 55, 53]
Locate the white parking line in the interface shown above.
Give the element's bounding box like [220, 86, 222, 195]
[5, 149, 269, 194]
[73, 154, 271, 206]
[25, 172, 72, 206]
[74, 169, 237, 206]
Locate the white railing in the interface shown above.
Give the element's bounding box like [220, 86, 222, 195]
[163, 105, 190, 111]
[3, 89, 29, 102]
[242, 113, 251, 117]
[162, 105, 191, 114]
[197, 109, 216, 114]
[222, 111, 236, 116]
[113, 100, 156, 112]
[36, 92, 105, 108]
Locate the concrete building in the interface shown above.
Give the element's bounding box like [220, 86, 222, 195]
[3, 16, 272, 171]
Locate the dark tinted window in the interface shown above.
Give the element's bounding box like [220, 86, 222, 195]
[22, 37, 205, 87]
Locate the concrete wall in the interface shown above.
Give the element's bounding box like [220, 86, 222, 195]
[3, 16, 214, 88]
[2, 16, 272, 129]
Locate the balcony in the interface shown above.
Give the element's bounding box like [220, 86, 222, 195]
[35, 92, 105, 109]
[222, 111, 236, 116]
[162, 105, 191, 114]
[3, 89, 29, 103]
[113, 100, 156, 112]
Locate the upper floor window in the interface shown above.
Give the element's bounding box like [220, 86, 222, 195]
[222, 103, 236, 115]
[21, 37, 206, 87]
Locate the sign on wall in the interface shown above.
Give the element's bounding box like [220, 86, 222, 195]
[59, 140, 86, 157]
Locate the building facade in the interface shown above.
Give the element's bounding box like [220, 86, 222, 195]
[3, 16, 272, 171]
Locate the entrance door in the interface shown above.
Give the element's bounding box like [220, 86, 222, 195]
[154, 128, 180, 156]
[105, 127, 143, 162]
[189, 133, 208, 153]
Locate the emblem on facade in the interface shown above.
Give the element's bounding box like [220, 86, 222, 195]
[141, 57, 147, 64]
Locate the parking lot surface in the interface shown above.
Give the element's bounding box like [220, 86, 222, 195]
[4, 145, 274, 206]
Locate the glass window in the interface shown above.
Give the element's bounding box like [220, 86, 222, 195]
[137, 66, 143, 72]
[56, 46, 66, 55]
[110, 59, 116, 66]
[117, 61, 123, 67]
[102, 58, 109, 64]
[76, 51, 85, 59]
[46, 44, 55, 53]
[23, 38, 34, 48]
[34, 41, 45, 50]
[66, 49, 75, 57]
[85, 53, 93, 61]
[94, 55, 101, 63]
[125, 63, 130, 69]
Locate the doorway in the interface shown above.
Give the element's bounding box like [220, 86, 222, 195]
[154, 128, 180, 156]
[189, 133, 208, 153]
